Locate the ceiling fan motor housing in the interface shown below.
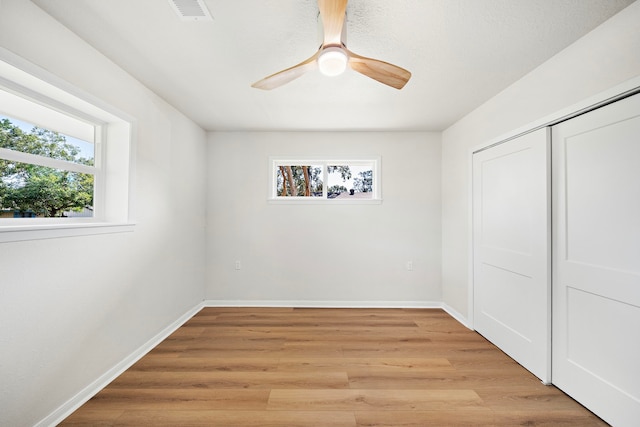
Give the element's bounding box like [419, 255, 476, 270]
[317, 11, 347, 48]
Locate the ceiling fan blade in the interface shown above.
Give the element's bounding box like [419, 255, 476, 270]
[251, 51, 320, 90]
[318, 0, 347, 46]
[347, 49, 411, 90]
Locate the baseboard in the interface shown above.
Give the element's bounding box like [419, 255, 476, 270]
[203, 299, 443, 309]
[442, 303, 472, 329]
[36, 301, 204, 427]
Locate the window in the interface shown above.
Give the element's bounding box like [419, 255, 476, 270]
[0, 49, 134, 241]
[270, 158, 381, 203]
[0, 92, 98, 219]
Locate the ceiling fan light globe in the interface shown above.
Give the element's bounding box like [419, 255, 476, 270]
[318, 47, 348, 77]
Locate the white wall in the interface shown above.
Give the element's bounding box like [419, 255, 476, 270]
[207, 131, 441, 305]
[0, 1, 207, 426]
[441, 1, 640, 318]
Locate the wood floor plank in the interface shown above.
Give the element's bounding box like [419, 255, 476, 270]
[413, 318, 472, 332]
[354, 409, 495, 426]
[346, 370, 541, 390]
[113, 410, 357, 427]
[156, 337, 287, 351]
[108, 371, 350, 389]
[61, 409, 125, 426]
[277, 357, 454, 373]
[354, 409, 606, 426]
[208, 318, 419, 328]
[77, 389, 270, 411]
[342, 345, 487, 358]
[199, 326, 425, 340]
[475, 385, 599, 411]
[129, 357, 280, 372]
[172, 348, 286, 358]
[267, 389, 484, 411]
[60, 308, 609, 426]
[488, 409, 609, 426]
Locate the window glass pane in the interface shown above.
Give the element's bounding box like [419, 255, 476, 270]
[327, 164, 373, 199]
[276, 165, 323, 197]
[0, 159, 94, 218]
[0, 115, 94, 165]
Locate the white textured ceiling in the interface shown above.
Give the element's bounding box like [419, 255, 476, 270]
[31, 0, 635, 131]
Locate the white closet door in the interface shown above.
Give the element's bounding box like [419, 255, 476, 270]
[473, 127, 551, 383]
[552, 93, 640, 427]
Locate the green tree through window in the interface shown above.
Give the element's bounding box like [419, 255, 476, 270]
[0, 117, 94, 217]
[276, 165, 323, 196]
[353, 169, 373, 193]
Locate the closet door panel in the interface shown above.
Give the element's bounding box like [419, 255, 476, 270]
[552, 92, 640, 427]
[473, 127, 551, 383]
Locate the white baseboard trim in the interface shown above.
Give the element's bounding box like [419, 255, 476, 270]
[203, 299, 443, 309]
[36, 301, 204, 427]
[441, 303, 472, 329]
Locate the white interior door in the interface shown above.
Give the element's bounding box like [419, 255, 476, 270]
[473, 127, 551, 383]
[552, 93, 640, 427]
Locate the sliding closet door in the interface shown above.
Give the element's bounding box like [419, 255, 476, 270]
[552, 93, 640, 427]
[473, 127, 551, 383]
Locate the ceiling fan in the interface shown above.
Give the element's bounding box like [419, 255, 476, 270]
[251, 0, 411, 90]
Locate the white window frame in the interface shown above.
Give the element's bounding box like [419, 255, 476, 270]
[0, 49, 135, 242]
[268, 157, 382, 204]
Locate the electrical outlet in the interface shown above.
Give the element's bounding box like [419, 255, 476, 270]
[406, 261, 413, 271]
[235, 260, 241, 270]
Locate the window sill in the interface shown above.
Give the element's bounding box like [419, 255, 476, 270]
[268, 198, 382, 205]
[0, 221, 135, 243]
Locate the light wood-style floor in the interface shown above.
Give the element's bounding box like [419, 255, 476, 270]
[61, 308, 608, 426]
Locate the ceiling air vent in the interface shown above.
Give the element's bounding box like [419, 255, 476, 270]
[168, 0, 213, 21]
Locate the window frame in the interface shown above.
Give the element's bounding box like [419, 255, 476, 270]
[268, 157, 382, 204]
[0, 48, 135, 242]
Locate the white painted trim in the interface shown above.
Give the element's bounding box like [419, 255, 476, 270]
[0, 147, 96, 175]
[442, 303, 472, 330]
[0, 47, 134, 124]
[466, 146, 475, 330]
[0, 222, 136, 243]
[466, 76, 640, 333]
[36, 301, 205, 427]
[204, 299, 442, 309]
[267, 198, 382, 205]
